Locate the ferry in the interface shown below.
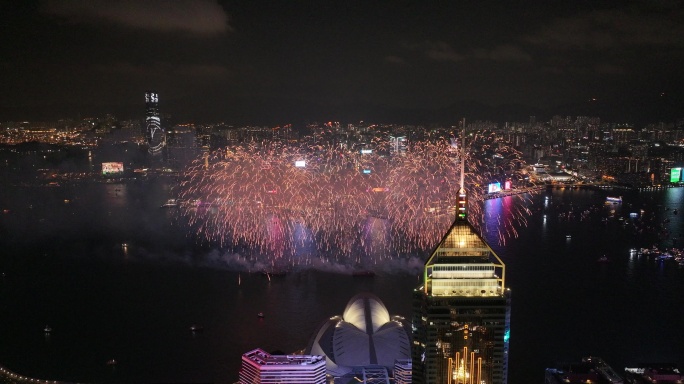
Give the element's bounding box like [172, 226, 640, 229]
[606, 196, 622, 203]
[160, 199, 178, 208]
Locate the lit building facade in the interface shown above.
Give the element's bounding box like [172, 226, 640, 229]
[394, 359, 412, 384]
[412, 187, 511, 384]
[145, 91, 165, 153]
[239, 348, 326, 384]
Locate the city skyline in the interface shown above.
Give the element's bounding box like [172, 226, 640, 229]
[1, 1, 683, 124]
[1, 2, 684, 382]
[1, 96, 684, 382]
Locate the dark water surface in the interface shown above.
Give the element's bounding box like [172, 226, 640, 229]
[1, 154, 684, 383]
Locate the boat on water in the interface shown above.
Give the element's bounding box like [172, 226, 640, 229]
[606, 196, 622, 203]
[597, 255, 609, 263]
[257, 312, 265, 318]
[106, 359, 117, 366]
[44, 325, 51, 333]
[638, 246, 659, 256]
[160, 198, 178, 208]
[190, 324, 204, 332]
[261, 269, 287, 278]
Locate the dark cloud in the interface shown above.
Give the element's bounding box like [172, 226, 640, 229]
[593, 63, 627, 75]
[41, 0, 230, 35]
[472, 45, 532, 62]
[0, 1, 681, 123]
[97, 62, 231, 79]
[425, 42, 465, 62]
[384, 55, 406, 65]
[526, 6, 684, 50]
[425, 42, 531, 63]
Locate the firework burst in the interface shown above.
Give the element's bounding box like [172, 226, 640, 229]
[174, 132, 534, 268]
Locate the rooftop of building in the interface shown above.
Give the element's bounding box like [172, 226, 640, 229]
[422, 213, 506, 297]
[242, 348, 325, 366]
[625, 364, 683, 383]
[545, 357, 624, 384]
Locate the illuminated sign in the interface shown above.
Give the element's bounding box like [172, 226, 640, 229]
[102, 162, 124, 175]
[371, 187, 390, 192]
[360, 149, 372, 154]
[363, 169, 371, 174]
[488, 182, 501, 194]
[670, 168, 682, 183]
[504, 180, 512, 190]
[294, 160, 306, 168]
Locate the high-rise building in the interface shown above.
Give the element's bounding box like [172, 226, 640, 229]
[412, 139, 511, 384]
[145, 91, 165, 153]
[239, 348, 326, 384]
[394, 359, 412, 384]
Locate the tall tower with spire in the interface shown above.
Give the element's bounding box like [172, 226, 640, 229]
[412, 122, 511, 384]
[145, 91, 165, 154]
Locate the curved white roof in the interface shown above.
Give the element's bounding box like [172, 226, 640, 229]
[306, 293, 411, 375]
[343, 294, 391, 333]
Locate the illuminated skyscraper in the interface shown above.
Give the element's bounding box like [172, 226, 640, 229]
[394, 359, 412, 384]
[145, 91, 165, 153]
[412, 132, 511, 384]
[239, 348, 326, 384]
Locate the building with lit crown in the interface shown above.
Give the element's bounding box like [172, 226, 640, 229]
[145, 91, 165, 153]
[412, 160, 511, 383]
[238, 348, 326, 384]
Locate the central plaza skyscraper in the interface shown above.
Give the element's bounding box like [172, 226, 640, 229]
[412, 137, 511, 384]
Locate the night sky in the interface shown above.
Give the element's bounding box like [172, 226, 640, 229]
[1, 0, 683, 124]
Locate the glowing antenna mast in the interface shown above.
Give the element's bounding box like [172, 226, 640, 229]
[457, 118, 467, 221]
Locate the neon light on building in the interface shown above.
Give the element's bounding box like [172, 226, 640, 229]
[145, 91, 165, 154]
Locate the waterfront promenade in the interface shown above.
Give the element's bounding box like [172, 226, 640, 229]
[483, 182, 679, 200]
[0, 365, 83, 384]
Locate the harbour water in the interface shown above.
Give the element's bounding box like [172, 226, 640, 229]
[1, 149, 684, 383]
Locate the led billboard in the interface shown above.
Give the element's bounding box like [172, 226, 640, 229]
[670, 168, 682, 183]
[487, 182, 501, 194]
[102, 162, 124, 175]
